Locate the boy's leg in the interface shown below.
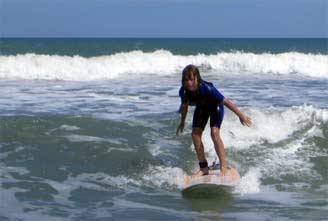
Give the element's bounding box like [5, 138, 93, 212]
[192, 105, 210, 175]
[210, 127, 227, 175]
[209, 104, 226, 175]
[191, 127, 209, 174]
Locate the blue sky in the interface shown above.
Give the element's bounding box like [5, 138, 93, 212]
[1, 0, 327, 38]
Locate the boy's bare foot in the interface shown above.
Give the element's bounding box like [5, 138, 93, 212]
[194, 167, 209, 176]
[220, 166, 229, 176]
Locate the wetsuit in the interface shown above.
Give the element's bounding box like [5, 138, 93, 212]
[179, 81, 225, 130]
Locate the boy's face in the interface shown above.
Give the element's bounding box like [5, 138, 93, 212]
[184, 75, 198, 92]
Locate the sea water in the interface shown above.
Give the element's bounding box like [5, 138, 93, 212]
[0, 38, 327, 220]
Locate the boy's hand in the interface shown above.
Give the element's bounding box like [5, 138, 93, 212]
[239, 115, 252, 127]
[176, 122, 185, 135]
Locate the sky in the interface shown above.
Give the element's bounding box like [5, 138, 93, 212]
[1, 0, 327, 38]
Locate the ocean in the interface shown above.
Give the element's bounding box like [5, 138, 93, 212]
[0, 38, 327, 220]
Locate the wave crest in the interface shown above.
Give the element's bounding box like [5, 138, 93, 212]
[0, 50, 327, 81]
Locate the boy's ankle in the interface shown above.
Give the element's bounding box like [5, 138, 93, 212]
[199, 161, 209, 175]
[201, 167, 209, 175]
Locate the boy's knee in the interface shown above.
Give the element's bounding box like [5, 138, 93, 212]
[210, 128, 221, 140]
[191, 128, 202, 139]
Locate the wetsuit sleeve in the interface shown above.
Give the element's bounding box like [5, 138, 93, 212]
[202, 82, 225, 104]
[211, 87, 225, 104]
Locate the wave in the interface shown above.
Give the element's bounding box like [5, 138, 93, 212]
[194, 105, 328, 190]
[189, 105, 328, 155]
[0, 50, 327, 81]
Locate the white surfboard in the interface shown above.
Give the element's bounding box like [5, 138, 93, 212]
[182, 165, 240, 195]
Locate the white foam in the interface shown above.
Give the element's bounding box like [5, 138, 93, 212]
[0, 51, 327, 81]
[306, 126, 325, 139]
[314, 107, 328, 122]
[235, 168, 261, 195]
[58, 124, 81, 131]
[261, 137, 323, 182]
[143, 166, 188, 189]
[67, 172, 142, 189]
[64, 134, 123, 144]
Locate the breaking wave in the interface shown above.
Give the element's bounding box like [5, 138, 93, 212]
[0, 50, 327, 81]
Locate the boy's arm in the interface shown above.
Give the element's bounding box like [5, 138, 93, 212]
[223, 98, 252, 127]
[176, 103, 189, 135]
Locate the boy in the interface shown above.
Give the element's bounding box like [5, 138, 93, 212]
[176, 64, 252, 176]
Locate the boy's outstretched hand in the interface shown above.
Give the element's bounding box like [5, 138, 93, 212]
[239, 114, 252, 127]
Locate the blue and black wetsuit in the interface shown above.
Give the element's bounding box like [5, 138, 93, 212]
[179, 81, 225, 130]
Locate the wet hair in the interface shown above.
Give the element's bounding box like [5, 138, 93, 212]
[181, 64, 203, 88]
